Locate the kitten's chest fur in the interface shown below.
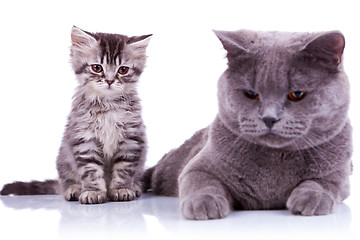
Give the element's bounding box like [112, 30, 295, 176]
[88, 109, 127, 158]
[74, 103, 136, 159]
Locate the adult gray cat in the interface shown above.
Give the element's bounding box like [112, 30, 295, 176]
[1, 27, 151, 204]
[143, 30, 352, 220]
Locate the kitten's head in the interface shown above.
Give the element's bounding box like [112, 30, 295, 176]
[70, 26, 151, 100]
[215, 30, 349, 150]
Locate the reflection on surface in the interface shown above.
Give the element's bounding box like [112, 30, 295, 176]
[0, 194, 357, 240]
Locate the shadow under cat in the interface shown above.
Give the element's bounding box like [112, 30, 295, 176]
[0, 194, 354, 239]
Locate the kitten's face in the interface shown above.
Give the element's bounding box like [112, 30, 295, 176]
[70, 27, 151, 100]
[216, 30, 349, 150]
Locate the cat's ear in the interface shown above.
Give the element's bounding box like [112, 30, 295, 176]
[213, 30, 249, 58]
[126, 34, 152, 53]
[71, 26, 98, 53]
[301, 31, 345, 69]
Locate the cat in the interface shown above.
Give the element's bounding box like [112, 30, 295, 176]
[0, 26, 152, 204]
[142, 29, 352, 220]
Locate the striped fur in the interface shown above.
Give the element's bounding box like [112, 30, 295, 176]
[0, 27, 151, 204]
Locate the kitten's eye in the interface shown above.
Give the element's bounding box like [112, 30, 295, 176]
[245, 90, 260, 100]
[118, 66, 129, 75]
[91, 64, 103, 73]
[288, 91, 306, 102]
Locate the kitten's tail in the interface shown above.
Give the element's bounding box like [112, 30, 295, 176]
[0, 180, 60, 196]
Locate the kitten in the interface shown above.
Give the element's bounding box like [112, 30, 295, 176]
[1, 27, 152, 204]
[143, 30, 352, 219]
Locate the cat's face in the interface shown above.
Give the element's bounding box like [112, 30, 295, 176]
[70, 27, 151, 100]
[215, 30, 349, 150]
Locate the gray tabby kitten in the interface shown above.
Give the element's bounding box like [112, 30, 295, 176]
[143, 30, 352, 219]
[1, 27, 151, 204]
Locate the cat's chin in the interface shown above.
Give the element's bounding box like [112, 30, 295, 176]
[254, 133, 295, 149]
[85, 85, 125, 101]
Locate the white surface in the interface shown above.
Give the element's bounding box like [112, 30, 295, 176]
[0, 0, 359, 239]
[0, 194, 359, 240]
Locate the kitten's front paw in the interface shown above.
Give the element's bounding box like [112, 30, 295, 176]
[79, 190, 107, 204]
[64, 184, 81, 201]
[109, 188, 139, 201]
[286, 188, 335, 216]
[181, 193, 231, 220]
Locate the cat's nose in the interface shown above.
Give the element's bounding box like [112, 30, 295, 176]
[105, 79, 115, 86]
[262, 117, 280, 129]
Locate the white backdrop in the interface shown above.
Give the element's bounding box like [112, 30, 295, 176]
[0, 0, 359, 217]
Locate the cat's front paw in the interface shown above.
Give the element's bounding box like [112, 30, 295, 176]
[109, 187, 140, 201]
[64, 184, 81, 201]
[286, 187, 335, 216]
[79, 190, 107, 204]
[181, 193, 231, 220]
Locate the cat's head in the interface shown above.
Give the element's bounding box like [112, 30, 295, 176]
[70, 26, 151, 100]
[215, 29, 349, 150]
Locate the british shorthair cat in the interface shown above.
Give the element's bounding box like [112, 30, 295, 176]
[143, 29, 352, 220]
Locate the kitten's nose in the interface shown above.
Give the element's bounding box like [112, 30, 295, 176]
[262, 117, 280, 129]
[105, 79, 115, 86]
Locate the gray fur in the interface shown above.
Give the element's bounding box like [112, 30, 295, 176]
[144, 30, 352, 220]
[1, 27, 151, 204]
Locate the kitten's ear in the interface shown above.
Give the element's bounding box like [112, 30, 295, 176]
[71, 26, 98, 52]
[127, 34, 152, 52]
[213, 30, 249, 57]
[301, 31, 345, 68]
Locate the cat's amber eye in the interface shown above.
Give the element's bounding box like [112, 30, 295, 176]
[91, 64, 103, 73]
[245, 90, 260, 100]
[118, 66, 130, 75]
[288, 91, 306, 102]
